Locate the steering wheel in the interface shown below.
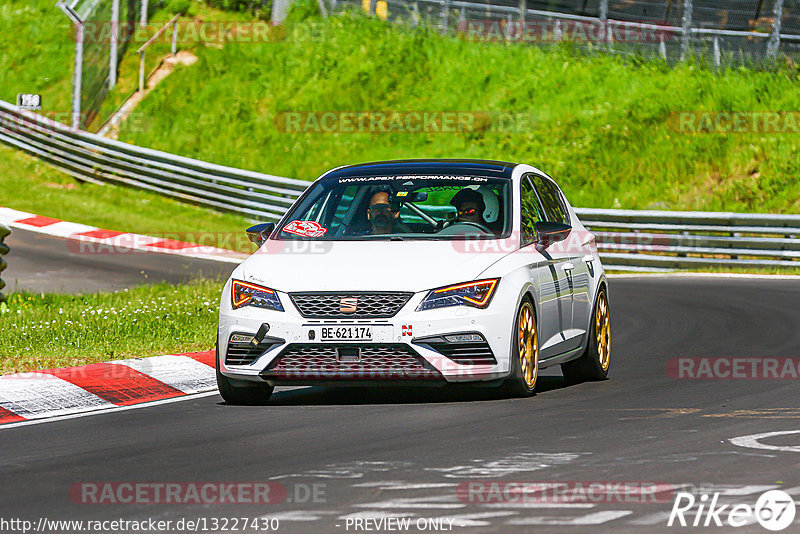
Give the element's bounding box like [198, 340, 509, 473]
[439, 221, 493, 235]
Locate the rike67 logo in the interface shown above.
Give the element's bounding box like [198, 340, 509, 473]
[668, 489, 796, 531]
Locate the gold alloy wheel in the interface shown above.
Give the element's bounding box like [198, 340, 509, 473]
[518, 302, 539, 389]
[596, 291, 611, 371]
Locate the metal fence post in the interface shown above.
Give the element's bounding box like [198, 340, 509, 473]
[171, 20, 178, 56]
[57, 2, 83, 129]
[713, 35, 720, 67]
[72, 22, 84, 129]
[138, 51, 146, 93]
[599, 0, 609, 46]
[0, 223, 9, 303]
[681, 0, 693, 61]
[441, 0, 451, 31]
[767, 0, 785, 60]
[109, 0, 120, 89]
[140, 0, 149, 28]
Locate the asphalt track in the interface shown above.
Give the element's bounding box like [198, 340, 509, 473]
[3, 228, 234, 293]
[2, 229, 800, 532]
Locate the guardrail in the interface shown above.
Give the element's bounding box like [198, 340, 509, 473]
[576, 208, 800, 271]
[0, 100, 308, 221]
[0, 223, 9, 302]
[1, 100, 799, 272]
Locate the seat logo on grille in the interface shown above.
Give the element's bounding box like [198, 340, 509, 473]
[339, 297, 358, 313]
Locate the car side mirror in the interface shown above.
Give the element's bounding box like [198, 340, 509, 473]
[534, 221, 571, 249]
[246, 222, 275, 247]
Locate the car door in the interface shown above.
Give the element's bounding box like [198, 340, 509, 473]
[528, 173, 582, 357]
[520, 175, 572, 360]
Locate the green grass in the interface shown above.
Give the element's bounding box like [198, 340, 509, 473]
[0, 280, 222, 374]
[0, 1, 74, 115]
[0, 146, 253, 251]
[117, 13, 800, 214]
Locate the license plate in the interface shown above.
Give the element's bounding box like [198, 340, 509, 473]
[302, 325, 391, 342]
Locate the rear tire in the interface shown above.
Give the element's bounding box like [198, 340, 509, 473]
[216, 342, 274, 405]
[502, 298, 539, 398]
[561, 287, 611, 384]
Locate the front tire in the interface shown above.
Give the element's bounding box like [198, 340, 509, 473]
[561, 287, 611, 384]
[503, 298, 539, 398]
[216, 343, 274, 405]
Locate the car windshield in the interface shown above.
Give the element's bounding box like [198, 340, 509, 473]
[276, 175, 511, 240]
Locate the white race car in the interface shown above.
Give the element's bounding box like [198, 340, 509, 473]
[216, 160, 611, 404]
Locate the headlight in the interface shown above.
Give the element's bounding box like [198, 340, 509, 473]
[231, 280, 284, 311]
[417, 278, 499, 311]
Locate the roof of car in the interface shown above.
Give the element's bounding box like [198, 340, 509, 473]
[320, 159, 518, 180]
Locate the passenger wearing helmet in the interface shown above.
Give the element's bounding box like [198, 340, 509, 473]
[447, 187, 498, 234]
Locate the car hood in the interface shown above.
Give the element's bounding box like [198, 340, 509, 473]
[237, 239, 514, 293]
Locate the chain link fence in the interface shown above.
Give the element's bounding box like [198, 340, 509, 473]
[57, 0, 145, 130]
[327, 0, 800, 66]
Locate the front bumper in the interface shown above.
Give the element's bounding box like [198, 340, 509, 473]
[218, 285, 515, 385]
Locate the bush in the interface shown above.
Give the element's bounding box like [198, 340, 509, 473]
[165, 0, 193, 15]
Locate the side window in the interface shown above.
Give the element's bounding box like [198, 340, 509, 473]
[531, 175, 570, 225]
[520, 176, 544, 246]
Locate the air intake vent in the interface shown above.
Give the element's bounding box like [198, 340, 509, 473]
[413, 334, 497, 365]
[225, 334, 284, 366]
[289, 292, 413, 319]
[262, 344, 444, 381]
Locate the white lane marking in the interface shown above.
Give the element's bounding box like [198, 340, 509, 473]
[0, 390, 220, 430]
[262, 511, 341, 522]
[338, 511, 417, 520]
[485, 502, 596, 509]
[505, 510, 633, 525]
[110, 355, 216, 394]
[425, 452, 584, 478]
[429, 512, 517, 527]
[271, 462, 414, 480]
[627, 511, 673, 525]
[0, 373, 113, 419]
[730, 430, 800, 453]
[352, 482, 459, 490]
[356, 495, 464, 509]
[356, 501, 465, 509]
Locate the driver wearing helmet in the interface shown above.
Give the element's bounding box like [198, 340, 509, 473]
[450, 188, 488, 226]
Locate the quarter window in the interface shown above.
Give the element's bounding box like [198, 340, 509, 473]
[530, 174, 570, 225]
[520, 176, 544, 246]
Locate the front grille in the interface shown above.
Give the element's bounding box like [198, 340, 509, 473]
[225, 335, 283, 366]
[289, 292, 413, 319]
[414, 336, 497, 365]
[262, 344, 443, 381]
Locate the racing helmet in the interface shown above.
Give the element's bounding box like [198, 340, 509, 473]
[475, 186, 501, 223]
